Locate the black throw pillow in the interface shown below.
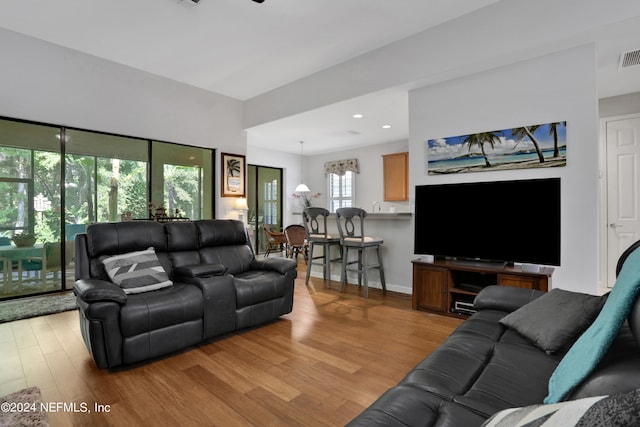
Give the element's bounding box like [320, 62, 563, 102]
[499, 288, 606, 354]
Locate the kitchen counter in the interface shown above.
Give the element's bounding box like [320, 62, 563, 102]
[359, 212, 412, 220]
[294, 212, 411, 220]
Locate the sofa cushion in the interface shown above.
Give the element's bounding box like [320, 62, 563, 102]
[346, 385, 487, 427]
[499, 288, 605, 354]
[455, 342, 563, 417]
[120, 283, 203, 337]
[87, 221, 167, 257]
[101, 247, 173, 294]
[166, 221, 199, 252]
[401, 334, 497, 398]
[199, 245, 254, 275]
[196, 219, 248, 247]
[234, 270, 290, 308]
[483, 389, 640, 427]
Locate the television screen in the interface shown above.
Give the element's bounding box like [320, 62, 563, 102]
[414, 178, 561, 266]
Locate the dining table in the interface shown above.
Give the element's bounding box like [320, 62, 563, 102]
[0, 244, 45, 293]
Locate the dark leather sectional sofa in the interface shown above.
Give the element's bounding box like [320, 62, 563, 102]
[73, 219, 297, 369]
[348, 244, 640, 426]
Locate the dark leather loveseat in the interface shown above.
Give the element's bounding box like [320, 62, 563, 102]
[73, 219, 296, 369]
[348, 244, 640, 426]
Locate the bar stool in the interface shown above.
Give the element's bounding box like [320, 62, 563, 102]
[335, 207, 386, 298]
[302, 207, 342, 287]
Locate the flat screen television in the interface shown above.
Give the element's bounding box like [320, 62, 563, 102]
[414, 178, 561, 266]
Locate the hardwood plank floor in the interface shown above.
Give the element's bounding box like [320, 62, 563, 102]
[0, 262, 463, 426]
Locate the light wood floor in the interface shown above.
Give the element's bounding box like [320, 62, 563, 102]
[0, 262, 462, 426]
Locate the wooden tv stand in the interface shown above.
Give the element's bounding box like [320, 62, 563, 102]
[412, 258, 553, 317]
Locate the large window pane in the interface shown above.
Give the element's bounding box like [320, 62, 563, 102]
[163, 164, 203, 219]
[66, 130, 148, 223]
[152, 142, 213, 220]
[0, 118, 62, 299]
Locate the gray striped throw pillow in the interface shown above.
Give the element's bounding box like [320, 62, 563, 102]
[101, 247, 172, 294]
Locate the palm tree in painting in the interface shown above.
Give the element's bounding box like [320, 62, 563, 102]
[548, 122, 566, 158]
[462, 132, 502, 167]
[226, 158, 241, 191]
[512, 125, 544, 163]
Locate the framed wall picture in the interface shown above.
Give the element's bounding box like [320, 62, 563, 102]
[426, 121, 567, 175]
[221, 152, 246, 197]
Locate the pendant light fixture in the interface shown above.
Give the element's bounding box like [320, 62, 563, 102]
[295, 141, 310, 192]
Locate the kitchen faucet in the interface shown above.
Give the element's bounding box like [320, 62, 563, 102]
[372, 201, 381, 212]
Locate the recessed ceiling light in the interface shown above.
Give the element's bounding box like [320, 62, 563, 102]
[382, 125, 392, 129]
[352, 114, 363, 119]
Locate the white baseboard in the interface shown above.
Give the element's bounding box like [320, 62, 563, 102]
[307, 268, 411, 295]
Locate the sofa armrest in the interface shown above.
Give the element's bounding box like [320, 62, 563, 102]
[174, 263, 227, 278]
[250, 257, 297, 274]
[473, 285, 545, 313]
[74, 279, 127, 304]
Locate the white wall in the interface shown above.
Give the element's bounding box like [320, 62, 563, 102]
[0, 28, 246, 219]
[409, 44, 600, 294]
[599, 92, 640, 118]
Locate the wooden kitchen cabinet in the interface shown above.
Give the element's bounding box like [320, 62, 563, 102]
[382, 152, 408, 201]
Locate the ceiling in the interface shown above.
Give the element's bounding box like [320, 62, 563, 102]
[1, 0, 640, 155]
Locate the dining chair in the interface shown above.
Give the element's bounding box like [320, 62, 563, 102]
[263, 224, 286, 257]
[20, 242, 64, 290]
[335, 207, 386, 298]
[284, 224, 308, 264]
[302, 207, 342, 287]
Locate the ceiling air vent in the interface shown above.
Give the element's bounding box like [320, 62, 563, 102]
[619, 49, 640, 69]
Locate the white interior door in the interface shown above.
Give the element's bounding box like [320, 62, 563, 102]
[606, 115, 640, 286]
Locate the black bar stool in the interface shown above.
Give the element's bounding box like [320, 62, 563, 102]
[335, 207, 386, 298]
[302, 207, 342, 287]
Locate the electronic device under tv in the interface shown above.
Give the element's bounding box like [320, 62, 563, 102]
[414, 178, 561, 266]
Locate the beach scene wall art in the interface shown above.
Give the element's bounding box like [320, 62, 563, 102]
[427, 121, 566, 175]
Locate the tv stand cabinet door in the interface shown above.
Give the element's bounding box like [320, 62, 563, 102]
[498, 273, 548, 291]
[413, 264, 448, 313]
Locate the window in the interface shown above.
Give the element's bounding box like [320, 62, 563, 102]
[163, 164, 203, 219]
[152, 141, 213, 220]
[263, 179, 279, 225]
[66, 129, 148, 223]
[328, 171, 354, 212]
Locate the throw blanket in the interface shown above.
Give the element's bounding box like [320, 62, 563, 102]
[545, 246, 640, 403]
[485, 389, 640, 427]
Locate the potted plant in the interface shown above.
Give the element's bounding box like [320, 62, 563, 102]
[12, 233, 37, 247]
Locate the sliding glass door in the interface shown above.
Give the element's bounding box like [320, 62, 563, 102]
[0, 120, 62, 298]
[248, 165, 283, 254]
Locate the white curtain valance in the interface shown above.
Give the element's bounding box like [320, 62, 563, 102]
[324, 158, 359, 176]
